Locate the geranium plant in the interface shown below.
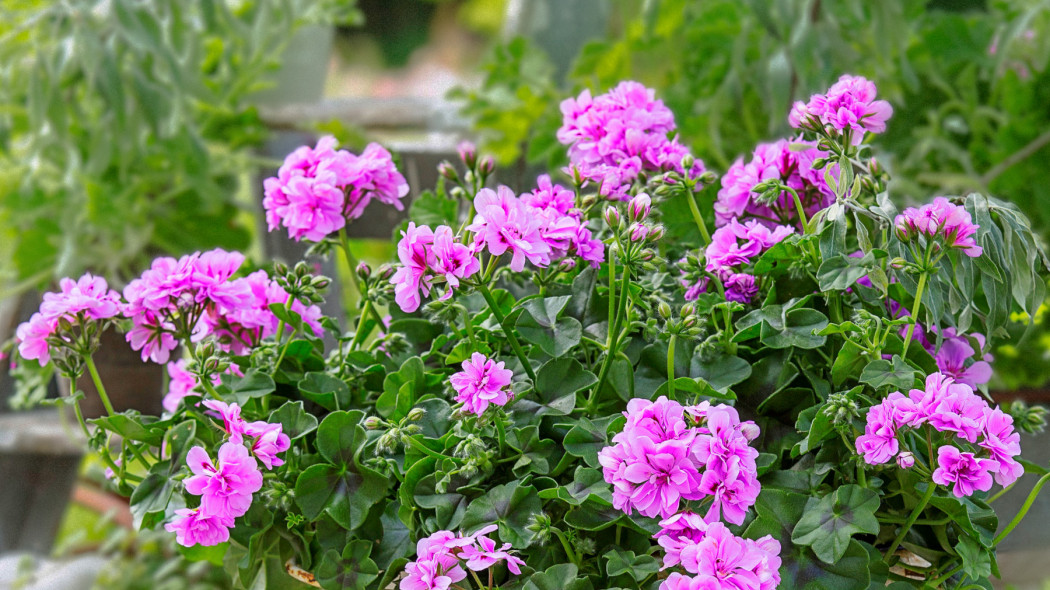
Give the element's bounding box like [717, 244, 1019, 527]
[12, 76, 1050, 590]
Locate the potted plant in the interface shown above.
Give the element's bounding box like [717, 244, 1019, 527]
[12, 76, 1050, 590]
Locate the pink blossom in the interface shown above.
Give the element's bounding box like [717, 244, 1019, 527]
[391, 222, 436, 313]
[449, 353, 514, 415]
[15, 273, 122, 366]
[790, 75, 893, 143]
[202, 400, 249, 443]
[894, 197, 982, 257]
[680, 522, 778, 590]
[856, 396, 901, 464]
[15, 313, 58, 365]
[163, 360, 200, 413]
[601, 432, 704, 518]
[469, 186, 552, 271]
[897, 452, 915, 469]
[656, 511, 709, 569]
[615, 396, 690, 445]
[244, 421, 291, 470]
[928, 328, 993, 388]
[523, 175, 575, 215]
[343, 143, 410, 219]
[715, 139, 836, 228]
[980, 407, 1023, 486]
[164, 508, 233, 547]
[400, 557, 465, 590]
[724, 274, 759, 304]
[460, 533, 525, 574]
[932, 445, 998, 498]
[183, 442, 263, 519]
[204, 270, 324, 354]
[430, 226, 481, 301]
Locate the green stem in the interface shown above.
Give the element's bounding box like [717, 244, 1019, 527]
[476, 284, 537, 383]
[68, 375, 91, 440]
[552, 528, 581, 568]
[338, 228, 363, 297]
[987, 481, 1015, 504]
[350, 304, 371, 351]
[930, 565, 964, 588]
[683, 183, 712, 245]
[783, 185, 809, 232]
[404, 435, 465, 465]
[667, 334, 677, 398]
[884, 482, 936, 562]
[590, 264, 631, 411]
[462, 308, 478, 349]
[901, 272, 928, 358]
[85, 355, 116, 417]
[993, 472, 1050, 545]
[469, 569, 489, 590]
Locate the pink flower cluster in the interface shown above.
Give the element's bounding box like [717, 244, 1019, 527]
[468, 184, 604, 273]
[715, 139, 837, 229]
[684, 220, 794, 303]
[263, 136, 409, 242]
[599, 397, 761, 522]
[921, 327, 993, 388]
[449, 353, 514, 415]
[855, 372, 1022, 496]
[165, 400, 289, 546]
[894, 197, 983, 257]
[558, 81, 705, 200]
[17, 273, 122, 365]
[203, 269, 324, 355]
[658, 520, 781, 590]
[789, 75, 893, 144]
[400, 525, 524, 590]
[390, 223, 482, 313]
[123, 249, 251, 364]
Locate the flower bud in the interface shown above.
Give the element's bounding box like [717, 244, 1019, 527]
[558, 258, 577, 272]
[406, 407, 425, 422]
[657, 301, 672, 320]
[311, 276, 331, 290]
[603, 206, 622, 229]
[682, 315, 697, 329]
[740, 422, 761, 442]
[681, 303, 695, 319]
[810, 157, 829, 170]
[628, 193, 652, 222]
[438, 161, 459, 183]
[869, 157, 881, 176]
[377, 264, 396, 280]
[638, 248, 656, 261]
[648, 224, 666, 242]
[681, 154, 695, 171]
[628, 223, 649, 243]
[894, 218, 912, 243]
[698, 171, 718, 185]
[896, 452, 915, 469]
[356, 262, 371, 280]
[457, 141, 477, 168]
[478, 156, 495, 176]
[580, 193, 597, 208]
[363, 416, 384, 430]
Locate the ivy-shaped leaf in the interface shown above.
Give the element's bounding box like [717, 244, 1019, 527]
[859, 355, 916, 391]
[460, 481, 542, 547]
[791, 484, 880, 563]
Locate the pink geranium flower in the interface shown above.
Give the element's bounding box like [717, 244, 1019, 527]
[183, 442, 263, 520]
[932, 445, 998, 498]
[449, 353, 514, 415]
[164, 508, 233, 547]
[894, 197, 982, 257]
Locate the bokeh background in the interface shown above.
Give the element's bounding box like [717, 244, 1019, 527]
[1, 0, 1049, 588]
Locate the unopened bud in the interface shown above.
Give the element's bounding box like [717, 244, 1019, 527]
[657, 301, 672, 320]
[457, 141, 477, 168]
[681, 154, 695, 171]
[628, 193, 652, 222]
[628, 223, 649, 243]
[363, 416, 384, 430]
[356, 262, 371, 280]
[896, 452, 915, 469]
[682, 315, 697, 328]
[406, 407, 425, 422]
[648, 224, 665, 242]
[869, 157, 881, 176]
[478, 156, 495, 176]
[377, 264, 396, 280]
[638, 248, 656, 261]
[603, 206, 622, 229]
[579, 193, 597, 208]
[438, 161, 459, 182]
[811, 157, 829, 170]
[740, 422, 760, 442]
[558, 258, 577, 272]
[681, 303, 696, 319]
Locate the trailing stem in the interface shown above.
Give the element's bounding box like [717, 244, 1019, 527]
[901, 271, 928, 358]
[85, 355, 116, 417]
[884, 482, 936, 562]
[476, 284, 537, 383]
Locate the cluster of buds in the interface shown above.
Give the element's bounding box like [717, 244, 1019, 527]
[188, 340, 231, 386]
[603, 193, 664, 269]
[655, 301, 703, 339]
[439, 141, 495, 196]
[367, 408, 426, 455]
[1008, 399, 1048, 434]
[273, 261, 331, 306]
[823, 391, 861, 428]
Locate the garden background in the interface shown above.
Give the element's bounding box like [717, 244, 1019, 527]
[1, 0, 1050, 588]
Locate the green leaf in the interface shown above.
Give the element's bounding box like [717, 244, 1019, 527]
[268, 401, 318, 440]
[409, 190, 459, 227]
[178, 542, 228, 566]
[817, 252, 882, 292]
[90, 413, 164, 446]
[223, 369, 277, 404]
[315, 541, 379, 590]
[460, 481, 541, 547]
[164, 420, 197, 470]
[927, 493, 997, 547]
[831, 341, 868, 387]
[694, 353, 752, 393]
[315, 410, 366, 466]
[563, 415, 619, 467]
[293, 463, 389, 531]
[297, 372, 350, 412]
[859, 355, 916, 391]
[538, 467, 613, 506]
[129, 472, 175, 529]
[604, 547, 659, 581]
[377, 357, 426, 419]
[791, 484, 880, 563]
[516, 310, 582, 357]
[524, 563, 593, 590]
[516, 358, 596, 417]
[956, 535, 991, 579]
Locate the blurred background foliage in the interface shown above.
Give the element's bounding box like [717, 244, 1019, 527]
[458, 0, 1050, 240]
